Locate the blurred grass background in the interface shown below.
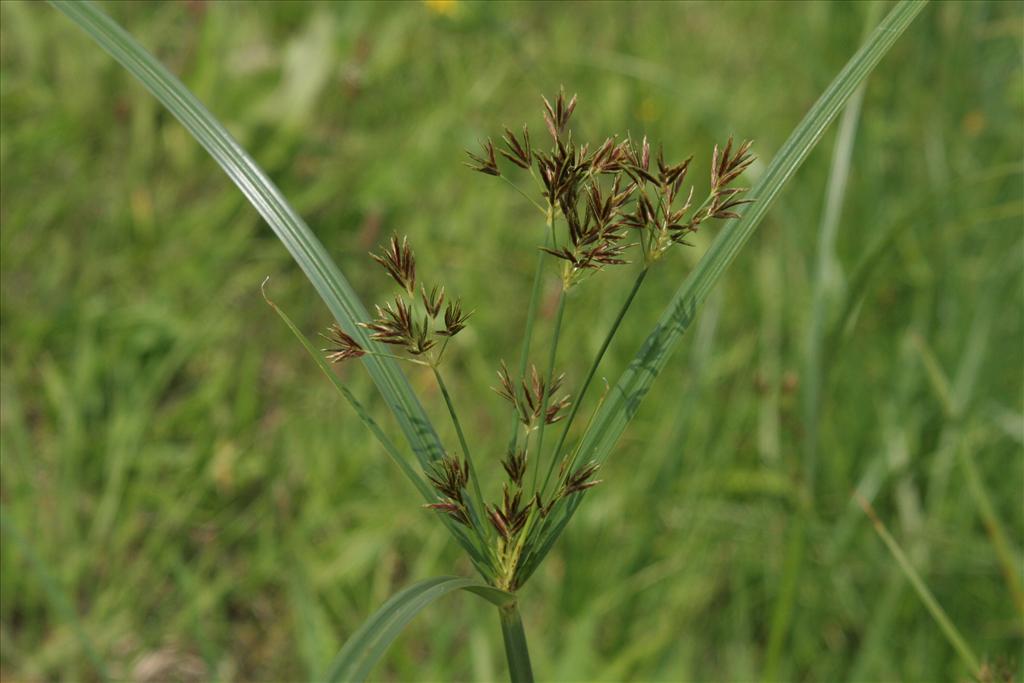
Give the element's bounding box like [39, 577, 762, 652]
[1, 1, 1022, 681]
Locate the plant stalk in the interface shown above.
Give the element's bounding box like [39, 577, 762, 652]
[498, 603, 535, 683]
[509, 211, 553, 453]
[432, 367, 487, 526]
[858, 495, 982, 677]
[530, 288, 567, 492]
[542, 267, 648, 495]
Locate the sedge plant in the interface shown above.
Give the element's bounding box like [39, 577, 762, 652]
[48, 1, 929, 680]
[288, 97, 755, 680]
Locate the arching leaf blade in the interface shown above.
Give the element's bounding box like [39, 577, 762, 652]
[521, 0, 929, 581]
[48, 0, 445, 473]
[326, 576, 514, 683]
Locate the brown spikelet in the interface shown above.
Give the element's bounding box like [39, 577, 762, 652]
[501, 449, 528, 487]
[438, 298, 471, 337]
[562, 460, 602, 496]
[370, 235, 416, 294]
[426, 454, 470, 501]
[421, 283, 445, 318]
[425, 499, 471, 527]
[487, 484, 532, 540]
[500, 125, 533, 169]
[711, 137, 755, 191]
[541, 87, 577, 142]
[321, 324, 365, 363]
[465, 138, 501, 176]
[360, 297, 415, 347]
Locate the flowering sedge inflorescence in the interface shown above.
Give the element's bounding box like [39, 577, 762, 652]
[467, 88, 754, 279]
[326, 89, 753, 591]
[322, 234, 470, 365]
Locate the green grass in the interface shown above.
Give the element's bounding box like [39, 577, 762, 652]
[2, 1, 1022, 681]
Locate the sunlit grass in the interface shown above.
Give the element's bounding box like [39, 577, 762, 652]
[1, 1, 1021, 681]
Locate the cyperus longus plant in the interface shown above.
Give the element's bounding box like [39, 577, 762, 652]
[318, 91, 754, 607]
[50, 1, 928, 680]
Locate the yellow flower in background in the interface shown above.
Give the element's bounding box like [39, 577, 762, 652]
[424, 0, 458, 16]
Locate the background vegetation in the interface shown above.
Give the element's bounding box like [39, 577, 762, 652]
[1, 1, 1021, 680]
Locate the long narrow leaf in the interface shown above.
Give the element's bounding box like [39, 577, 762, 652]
[0, 510, 108, 681]
[857, 495, 982, 677]
[49, 1, 445, 473]
[522, 0, 928, 579]
[326, 577, 514, 683]
[260, 281, 494, 573]
[261, 279, 432, 501]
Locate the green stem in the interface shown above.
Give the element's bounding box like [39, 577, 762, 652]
[366, 351, 431, 367]
[498, 603, 535, 683]
[956, 436, 1024, 616]
[858, 495, 982, 677]
[530, 289, 567, 493]
[432, 367, 487, 522]
[510, 209, 554, 453]
[500, 175, 547, 214]
[541, 267, 648, 495]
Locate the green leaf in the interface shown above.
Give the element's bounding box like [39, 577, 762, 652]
[259, 281, 494, 574]
[858, 497, 982, 677]
[326, 577, 514, 683]
[520, 0, 929, 582]
[47, 1, 495, 565]
[48, 1, 443, 471]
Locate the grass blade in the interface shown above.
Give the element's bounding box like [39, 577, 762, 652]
[857, 495, 982, 677]
[261, 279, 431, 501]
[0, 509, 108, 681]
[803, 0, 878, 495]
[957, 434, 1024, 617]
[766, 6, 882, 675]
[523, 0, 929, 578]
[325, 576, 515, 683]
[261, 281, 495, 572]
[49, 1, 446, 475]
[498, 603, 535, 683]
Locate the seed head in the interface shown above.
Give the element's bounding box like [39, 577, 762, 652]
[360, 297, 415, 347]
[494, 362, 571, 427]
[487, 484, 532, 540]
[437, 298, 471, 337]
[421, 283, 445, 318]
[321, 324, 366, 363]
[562, 460, 602, 497]
[370, 235, 417, 295]
[465, 138, 501, 176]
[541, 87, 577, 142]
[500, 125, 533, 169]
[425, 499, 471, 527]
[501, 448, 528, 487]
[427, 453, 470, 501]
[711, 137, 755, 192]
